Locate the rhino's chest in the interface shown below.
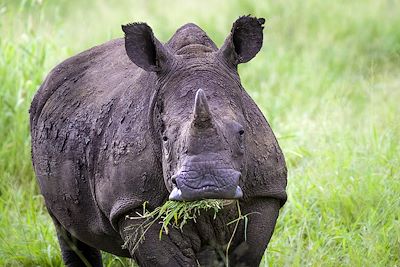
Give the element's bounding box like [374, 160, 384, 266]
[191, 202, 239, 246]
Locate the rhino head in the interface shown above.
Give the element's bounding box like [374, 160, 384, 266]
[165, 88, 245, 201]
[122, 16, 265, 201]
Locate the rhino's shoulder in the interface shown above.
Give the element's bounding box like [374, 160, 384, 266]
[241, 90, 288, 205]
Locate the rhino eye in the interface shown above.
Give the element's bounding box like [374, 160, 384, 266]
[162, 136, 168, 142]
[239, 129, 245, 136]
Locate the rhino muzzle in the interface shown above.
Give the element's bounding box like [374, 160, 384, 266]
[168, 166, 243, 201]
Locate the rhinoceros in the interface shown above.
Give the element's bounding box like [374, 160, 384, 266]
[30, 16, 287, 266]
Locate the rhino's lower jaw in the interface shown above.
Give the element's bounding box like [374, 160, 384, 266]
[168, 185, 243, 201]
[169, 187, 183, 201]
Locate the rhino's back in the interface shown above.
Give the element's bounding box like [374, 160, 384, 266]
[30, 38, 155, 256]
[30, 38, 143, 126]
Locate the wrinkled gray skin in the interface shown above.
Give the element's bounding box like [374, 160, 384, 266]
[30, 16, 287, 267]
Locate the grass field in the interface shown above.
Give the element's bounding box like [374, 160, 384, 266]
[1, 0, 399, 266]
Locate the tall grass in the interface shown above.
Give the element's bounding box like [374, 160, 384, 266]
[0, 0, 399, 266]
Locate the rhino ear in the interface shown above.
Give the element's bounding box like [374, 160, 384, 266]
[122, 23, 173, 72]
[219, 16, 265, 66]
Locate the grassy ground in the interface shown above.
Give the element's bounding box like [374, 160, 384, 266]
[0, 0, 399, 266]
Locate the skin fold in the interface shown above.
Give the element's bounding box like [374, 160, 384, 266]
[30, 16, 287, 266]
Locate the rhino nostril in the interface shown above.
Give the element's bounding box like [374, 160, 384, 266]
[233, 171, 242, 182]
[171, 174, 177, 185]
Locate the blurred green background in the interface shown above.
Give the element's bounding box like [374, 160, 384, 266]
[0, 0, 399, 266]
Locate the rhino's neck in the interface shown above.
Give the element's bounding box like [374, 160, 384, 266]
[166, 23, 218, 54]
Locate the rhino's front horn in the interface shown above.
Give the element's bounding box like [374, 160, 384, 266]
[193, 89, 212, 128]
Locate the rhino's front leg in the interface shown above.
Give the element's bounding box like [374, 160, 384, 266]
[229, 198, 281, 266]
[119, 215, 199, 267]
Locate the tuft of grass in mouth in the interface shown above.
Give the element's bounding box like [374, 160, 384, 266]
[122, 199, 252, 267]
[122, 199, 229, 254]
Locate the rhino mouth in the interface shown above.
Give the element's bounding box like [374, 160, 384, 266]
[168, 167, 243, 201]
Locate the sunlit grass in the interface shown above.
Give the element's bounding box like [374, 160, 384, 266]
[0, 0, 399, 266]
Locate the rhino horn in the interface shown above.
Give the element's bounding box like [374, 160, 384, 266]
[193, 89, 212, 128]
